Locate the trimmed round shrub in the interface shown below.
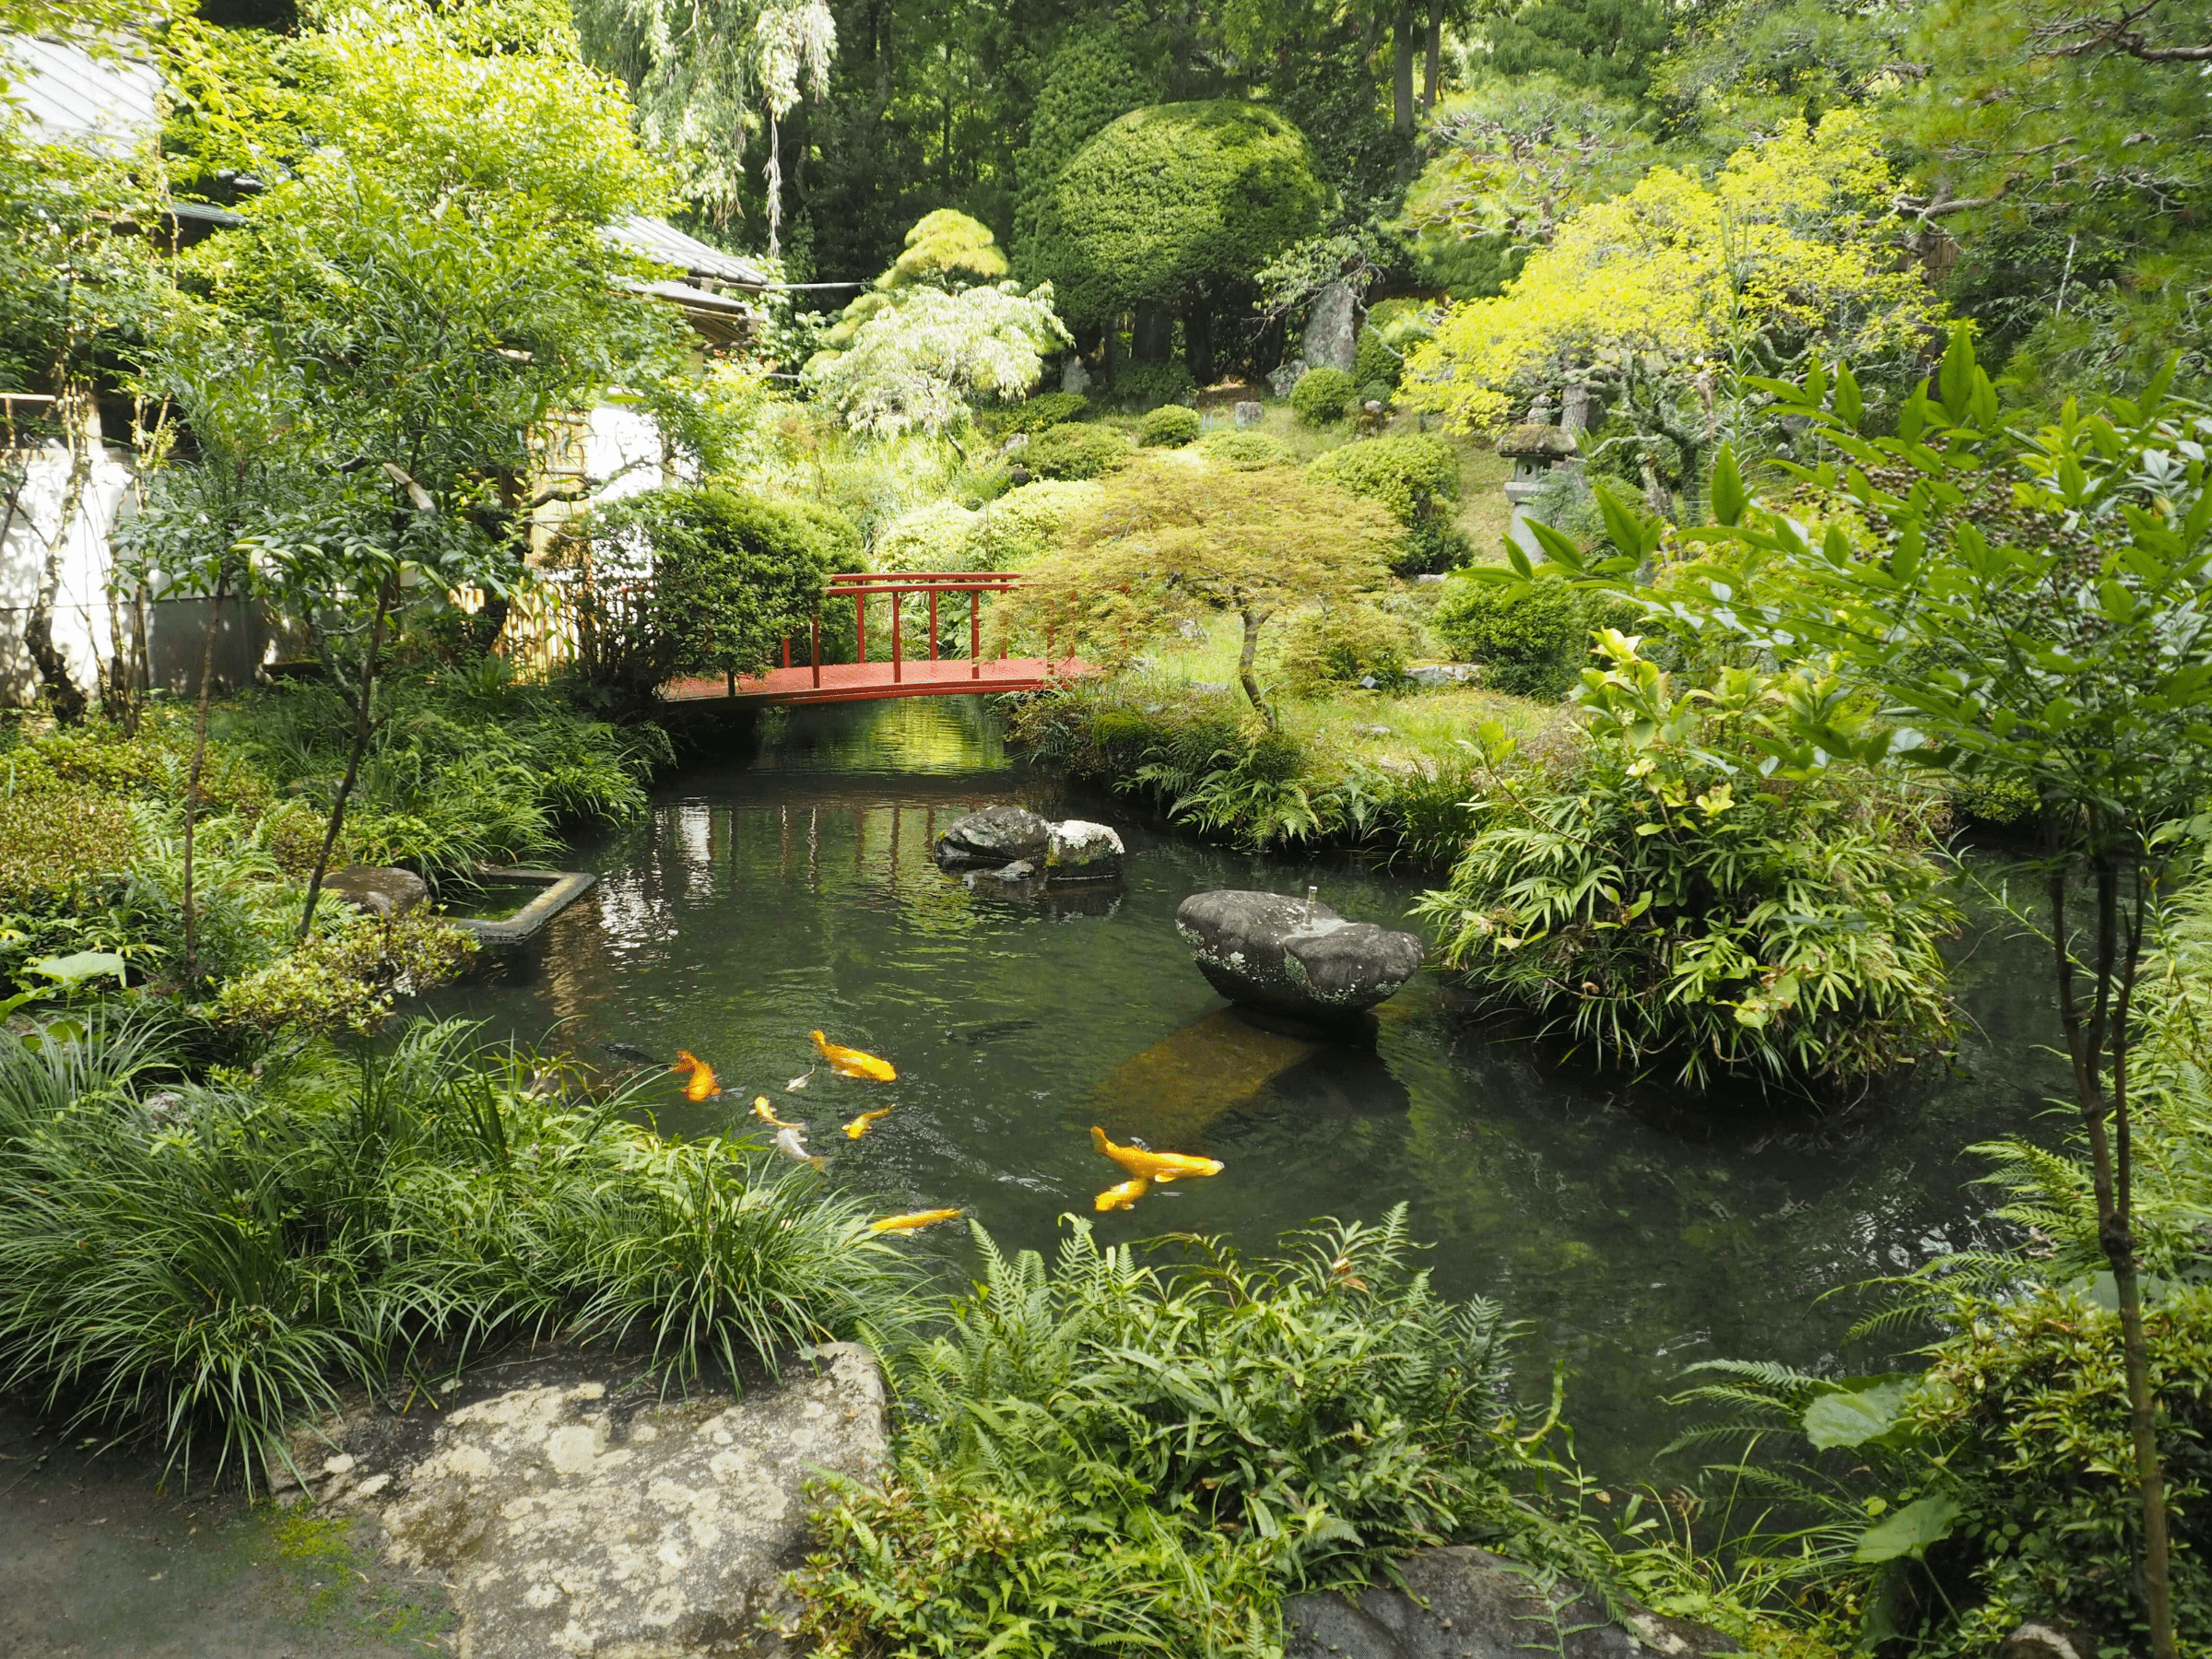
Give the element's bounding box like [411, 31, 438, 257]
[969, 480, 1102, 567]
[1026, 421, 1135, 480]
[1357, 381, 1393, 409]
[994, 392, 1089, 436]
[1290, 367, 1356, 425]
[1112, 359, 1195, 411]
[1138, 404, 1202, 447]
[877, 500, 981, 571]
[1352, 325, 1402, 390]
[1011, 30, 1165, 271]
[1043, 100, 1326, 326]
[1307, 434, 1467, 573]
[1198, 429, 1292, 469]
[1430, 571, 1592, 699]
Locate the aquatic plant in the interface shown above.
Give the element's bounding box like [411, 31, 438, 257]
[795, 1208, 1600, 1655]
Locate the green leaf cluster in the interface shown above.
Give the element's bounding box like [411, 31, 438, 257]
[1307, 433, 1468, 573]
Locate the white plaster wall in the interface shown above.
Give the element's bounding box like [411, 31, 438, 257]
[0, 438, 137, 706]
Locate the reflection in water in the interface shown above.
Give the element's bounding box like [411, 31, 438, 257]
[430, 697, 2067, 1486]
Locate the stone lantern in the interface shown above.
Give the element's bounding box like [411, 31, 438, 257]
[1497, 396, 1580, 553]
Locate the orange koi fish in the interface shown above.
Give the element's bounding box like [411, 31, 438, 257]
[843, 1104, 897, 1140]
[753, 1095, 801, 1130]
[812, 1030, 896, 1082]
[672, 1050, 722, 1101]
[867, 1207, 962, 1234]
[1095, 1176, 1151, 1212]
[1090, 1125, 1223, 1183]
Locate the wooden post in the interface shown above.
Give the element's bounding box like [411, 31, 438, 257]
[928, 587, 938, 662]
[811, 611, 820, 688]
[971, 590, 980, 679]
[891, 589, 902, 684]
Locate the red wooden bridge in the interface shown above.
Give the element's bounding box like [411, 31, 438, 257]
[662, 571, 1096, 707]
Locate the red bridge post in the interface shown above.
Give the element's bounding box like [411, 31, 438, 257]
[890, 589, 902, 684]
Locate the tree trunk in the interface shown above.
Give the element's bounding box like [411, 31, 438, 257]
[2050, 857, 2176, 1659]
[1237, 607, 1274, 729]
[1393, 6, 1417, 135]
[182, 571, 229, 986]
[298, 573, 395, 941]
[26, 401, 93, 724]
[1132, 302, 1174, 364]
[1423, 0, 1445, 109]
[1185, 299, 1215, 387]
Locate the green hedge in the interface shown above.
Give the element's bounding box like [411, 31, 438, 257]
[1025, 421, 1135, 480]
[1290, 366, 1355, 425]
[1138, 404, 1201, 446]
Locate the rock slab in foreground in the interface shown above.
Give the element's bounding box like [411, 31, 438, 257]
[1176, 889, 1424, 1018]
[1286, 1547, 1735, 1659]
[935, 806, 1052, 868]
[322, 1345, 887, 1658]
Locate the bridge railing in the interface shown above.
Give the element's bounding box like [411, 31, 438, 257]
[782, 571, 1047, 688]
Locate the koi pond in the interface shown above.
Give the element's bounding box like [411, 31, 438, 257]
[434, 695, 2066, 1488]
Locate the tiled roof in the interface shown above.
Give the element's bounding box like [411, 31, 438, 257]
[605, 215, 771, 288]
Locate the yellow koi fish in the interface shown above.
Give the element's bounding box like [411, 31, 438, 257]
[1090, 1125, 1224, 1184]
[673, 1050, 722, 1101]
[1095, 1176, 1151, 1212]
[812, 1030, 896, 1082]
[867, 1207, 962, 1234]
[843, 1103, 897, 1140]
[752, 1095, 801, 1130]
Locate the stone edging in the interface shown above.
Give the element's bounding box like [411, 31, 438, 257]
[449, 868, 596, 946]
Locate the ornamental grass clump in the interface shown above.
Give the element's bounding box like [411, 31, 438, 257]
[1416, 631, 1959, 1089]
[795, 1209, 1599, 1657]
[0, 1018, 908, 1492]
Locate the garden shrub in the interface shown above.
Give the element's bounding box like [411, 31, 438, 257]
[795, 1211, 1598, 1655]
[213, 912, 477, 1034]
[990, 390, 1088, 436]
[1357, 380, 1393, 410]
[1137, 402, 1201, 447]
[1430, 571, 1594, 698]
[1268, 603, 1420, 697]
[1198, 429, 1291, 469]
[0, 789, 137, 912]
[1415, 633, 1960, 1089]
[1308, 433, 1468, 573]
[1110, 359, 1195, 410]
[1289, 365, 1356, 425]
[1025, 419, 1135, 480]
[875, 500, 980, 571]
[1040, 100, 1325, 329]
[968, 479, 1100, 567]
[1352, 324, 1402, 389]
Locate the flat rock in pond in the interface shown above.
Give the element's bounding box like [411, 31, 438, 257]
[935, 806, 1051, 868]
[1175, 890, 1423, 1018]
[325, 864, 429, 918]
[1046, 819, 1123, 881]
[1285, 1546, 1737, 1659]
[308, 1345, 888, 1658]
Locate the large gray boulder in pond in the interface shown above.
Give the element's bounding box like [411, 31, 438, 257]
[1175, 890, 1423, 1018]
[1286, 1547, 1737, 1659]
[1046, 819, 1124, 881]
[935, 805, 1051, 868]
[295, 1344, 888, 1658]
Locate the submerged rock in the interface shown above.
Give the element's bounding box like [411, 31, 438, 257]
[1046, 819, 1124, 882]
[934, 806, 1052, 868]
[1175, 890, 1423, 1018]
[324, 865, 429, 918]
[305, 1346, 888, 1658]
[1285, 1546, 1736, 1659]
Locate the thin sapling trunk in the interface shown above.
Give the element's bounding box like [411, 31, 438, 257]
[1237, 606, 1275, 730]
[298, 572, 395, 941]
[2049, 856, 2175, 1658]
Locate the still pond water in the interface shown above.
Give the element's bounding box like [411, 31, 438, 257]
[437, 696, 2065, 1488]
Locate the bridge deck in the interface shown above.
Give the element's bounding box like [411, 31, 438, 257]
[663, 655, 1096, 706]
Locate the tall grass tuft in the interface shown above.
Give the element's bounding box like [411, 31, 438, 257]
[0, 1018, 910, 1492]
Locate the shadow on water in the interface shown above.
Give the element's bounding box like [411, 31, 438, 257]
[422, 696, 2070, 1487]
